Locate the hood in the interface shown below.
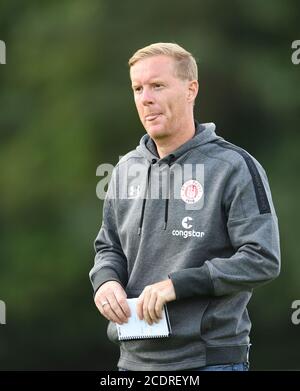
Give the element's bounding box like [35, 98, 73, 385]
[136, 121, 222, 164]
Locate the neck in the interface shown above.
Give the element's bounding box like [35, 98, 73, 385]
[154, 117, 196, 158]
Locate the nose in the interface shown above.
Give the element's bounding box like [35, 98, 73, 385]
[141, 87, 154, 106]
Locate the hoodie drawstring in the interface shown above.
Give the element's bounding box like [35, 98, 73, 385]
[163, 154, 174, 230]
[138, 158, 157, 235]
[138, 155, 174, 235]
[163, 198, 169, 230]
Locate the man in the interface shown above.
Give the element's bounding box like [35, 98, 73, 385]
[89, 43, 281, 371]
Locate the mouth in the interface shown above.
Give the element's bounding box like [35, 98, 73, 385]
[145, 113, 161, 122]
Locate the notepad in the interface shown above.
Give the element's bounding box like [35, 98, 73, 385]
[116, 298, 172, 341]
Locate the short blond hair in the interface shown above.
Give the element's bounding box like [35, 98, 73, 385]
[128, 42, 198, 81]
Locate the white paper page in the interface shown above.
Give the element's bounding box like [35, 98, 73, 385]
[116, 298, 171, 340]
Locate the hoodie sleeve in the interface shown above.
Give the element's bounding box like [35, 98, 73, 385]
[89, 167, 128, 294]
[169, 155, 281, 299]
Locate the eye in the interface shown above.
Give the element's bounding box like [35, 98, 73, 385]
[133, 86, 142, 93]
[154, 83, 163, 89]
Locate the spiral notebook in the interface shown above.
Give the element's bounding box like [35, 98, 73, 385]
[116, 298, 172, 341]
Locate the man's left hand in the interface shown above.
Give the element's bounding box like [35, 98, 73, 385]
[136, 279, 176, 325]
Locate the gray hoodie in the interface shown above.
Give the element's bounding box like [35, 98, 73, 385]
[89, 121, 280, 371]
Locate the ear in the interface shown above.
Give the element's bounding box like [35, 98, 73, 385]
[187, 80, 199, 103]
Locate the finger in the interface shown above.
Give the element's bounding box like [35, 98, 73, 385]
[98, 297, 121, 324]
[148, 293, 159, 323]
[113, 293, 130, 322]
[95, 295, 109, 313]
[142, 291, 152, 325]
[95, 297, 114, 322]
[136, 293, 145, 320]
[115, 294, 131, 319]
[155, 297, 164, 320]
[105, 294, 129, 324]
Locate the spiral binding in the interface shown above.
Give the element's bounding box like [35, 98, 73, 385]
[119, 333, 169, 341]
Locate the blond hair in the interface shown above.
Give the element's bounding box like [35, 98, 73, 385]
[128, 42, 198, 81]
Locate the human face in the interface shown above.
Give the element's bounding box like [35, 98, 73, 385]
[130, 55, 195, 140]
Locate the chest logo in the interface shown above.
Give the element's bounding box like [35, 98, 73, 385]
[182, 216, 193, 229]
[180, 180, 203, 204]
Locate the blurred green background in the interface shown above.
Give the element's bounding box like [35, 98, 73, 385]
[0, 0, 299, 370]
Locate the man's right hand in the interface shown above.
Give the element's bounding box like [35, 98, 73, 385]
[94, 281, 131, 325]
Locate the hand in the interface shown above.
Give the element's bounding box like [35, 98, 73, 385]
[94, 281, 131, 325]
[136, 279, 176, 325]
